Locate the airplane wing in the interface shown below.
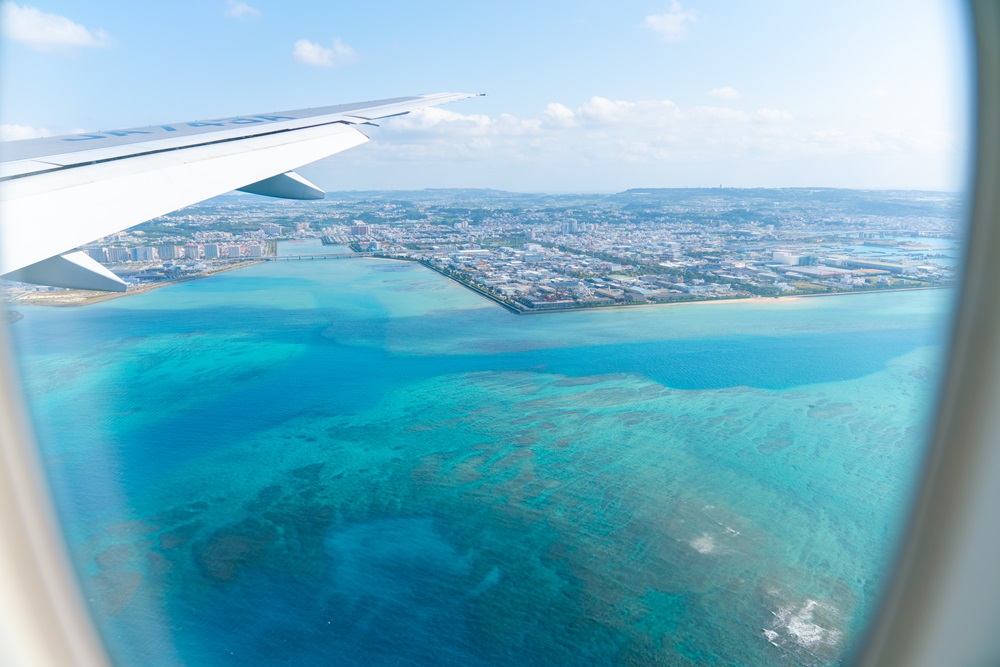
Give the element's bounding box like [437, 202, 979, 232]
[0, 92, 480, 291]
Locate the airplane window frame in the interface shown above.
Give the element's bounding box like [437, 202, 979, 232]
[852, 1, 1000, 665]
[0, 315, 109, 663]
[1, 2, 998, 666]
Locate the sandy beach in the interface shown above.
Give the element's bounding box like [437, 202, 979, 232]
[3, 260, 263, 308]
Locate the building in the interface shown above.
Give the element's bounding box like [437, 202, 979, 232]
[131, 246, 155, 262]
[157, 245, 181, 260]
[106, 247, 130, 263]
[184, 244, 200, 259]
[351, 223, 371, 236]
[845, 259, 906, 274]
[203, 244, 220, 259]
[261, 223, 282, 236]
[246, 244, 263, 258]
[227, 245, 241, 258]
[560, 220, 580, 234]
[772, 251, 801, 265]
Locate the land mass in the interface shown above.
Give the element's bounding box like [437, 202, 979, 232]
[1, 188, 960, 310]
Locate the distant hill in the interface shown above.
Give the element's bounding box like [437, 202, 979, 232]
[610, 187, 961, 219]
[209, 187, 961, 220]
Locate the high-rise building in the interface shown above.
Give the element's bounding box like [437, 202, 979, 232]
[157, 245, 180, 260]
[106, 247, 130, 263]
[184, 244, 201, 259]
[85, 248, 108, 262]
[261, 224, 282, 236]
[246, 244, 263, 258]
[203, 244, 220, 259]
[351, 223, 371, 236]
[131, 246, 155, 262]
[227, 245, 241, 258]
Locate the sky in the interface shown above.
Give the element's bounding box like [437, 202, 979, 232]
[0, 1, 973, 192]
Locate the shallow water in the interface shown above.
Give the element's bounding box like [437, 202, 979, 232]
[10, 257, 950, 666]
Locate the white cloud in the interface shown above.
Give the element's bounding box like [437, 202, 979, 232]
[755, 108, 793, 122]
[498, 113, 542, 135]
[543, 102, 576, 127]
[381, 97, 926, 165]
[577, 97, 681, 128]
[292, 38, 357, 68]
[579, 96, 637, 124]
[386, 107, 541, 138]
[0, 123, 52, 141]
[389, 107, 494, 134]
[226, 1, 260, 19]
[323, 91, 957, 191]
[563, 97, 684, 129]
[1, 2, 111, 51]
[643, 2, 697, 43]
[709, 87, 741, 101]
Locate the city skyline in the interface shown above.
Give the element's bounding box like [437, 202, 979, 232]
[1, 1, 970, 191]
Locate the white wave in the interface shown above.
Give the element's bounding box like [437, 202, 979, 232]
[689, 534, 716, 554]
[769, 598, 843, 649]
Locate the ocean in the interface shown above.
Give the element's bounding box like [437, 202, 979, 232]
[8, 255, 950, 666]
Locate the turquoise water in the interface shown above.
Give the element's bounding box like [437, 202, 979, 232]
[9, 258, 949, 666]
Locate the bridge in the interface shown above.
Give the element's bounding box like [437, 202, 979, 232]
[265, 252, 370, 261]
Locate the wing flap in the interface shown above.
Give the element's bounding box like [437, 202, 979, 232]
[4, 251, 127, 292]
[237, 171, 325, 200]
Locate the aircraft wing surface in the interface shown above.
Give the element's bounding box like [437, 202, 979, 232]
[0, 92, 479, 291]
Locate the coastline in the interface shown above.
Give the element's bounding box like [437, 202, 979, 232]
[508, 286, 949, 315]
[404, 256, 950, 315]
[3, 260, 263, 308]
[3, 253, 951, 312]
